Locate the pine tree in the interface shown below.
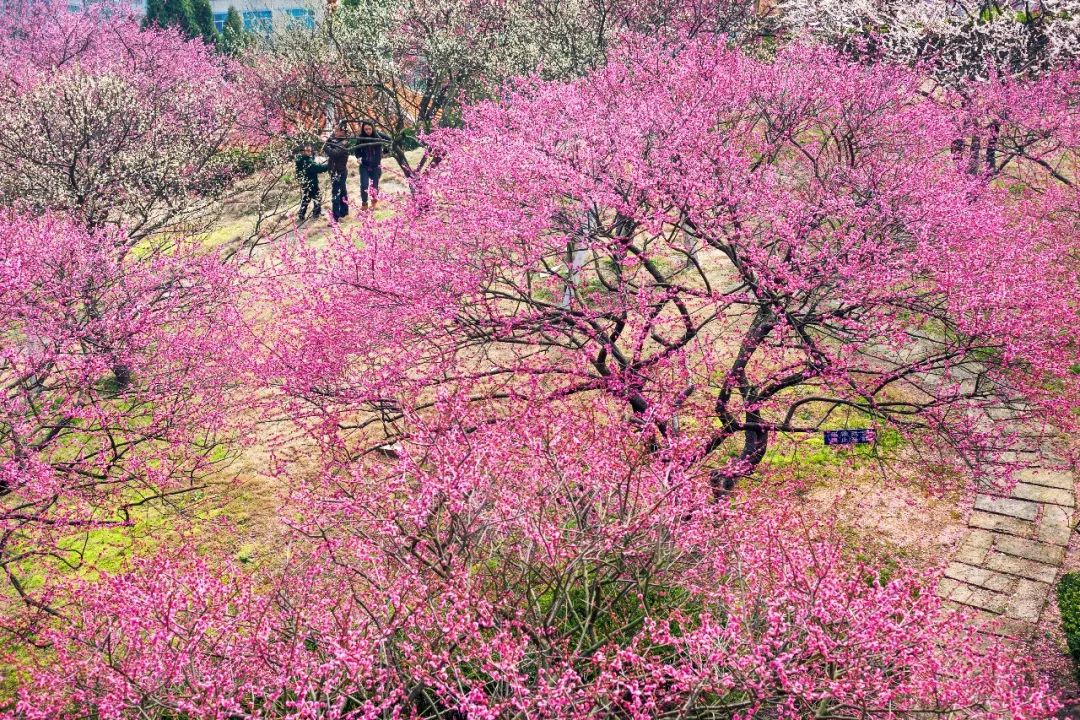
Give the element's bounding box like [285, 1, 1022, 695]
[162, 0, 194, 33]
[143, 0, 167, 28]
[191, 0, 220, 46]
[142, 0, 219, 46]
[221, 6, 246, 56]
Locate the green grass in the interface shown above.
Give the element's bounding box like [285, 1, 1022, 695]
[55, 523, 150, 578]
[7, 504, 162, 597]
[836, 524, 909, 587]
[200, 216, 257, 247]
[1058, 573, 1080, 679]
[762, 426, 904, 469]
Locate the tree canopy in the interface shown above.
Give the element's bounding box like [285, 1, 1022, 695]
[144, 0, 220, 45]
[0, 3, 1078, 717]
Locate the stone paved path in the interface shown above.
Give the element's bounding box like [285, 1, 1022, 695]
[938, 462, 1077, 637]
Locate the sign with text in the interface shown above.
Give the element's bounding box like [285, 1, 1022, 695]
[823, 428, 876, 446]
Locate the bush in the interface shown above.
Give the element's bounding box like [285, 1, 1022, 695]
[1058, 573, 1080, 676]
[214, 146, 271, 177]
[195, 146, 276, 194]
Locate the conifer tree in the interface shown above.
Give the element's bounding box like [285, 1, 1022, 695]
[143, 0, 219, 46]
[221, 6, 246, 55]
[191, 0, 219, 45]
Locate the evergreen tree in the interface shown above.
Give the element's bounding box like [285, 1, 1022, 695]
[161, 0, 192, 32]
[142, 0, 219, 46]
[142, 0, 167, 28]
[191, 0, 220, 46]
[221, 6, 246, 56]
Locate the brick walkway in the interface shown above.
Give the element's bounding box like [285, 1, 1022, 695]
[938, 464, 1077, 637]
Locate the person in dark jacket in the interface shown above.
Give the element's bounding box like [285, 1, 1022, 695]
[324, 120, 353, 220]
[294, 143, 328, 222]
[353, 121, 390, 211]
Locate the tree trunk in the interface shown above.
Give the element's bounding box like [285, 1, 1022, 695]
[968, 134, 982, 175]
[559, 210, 594, 309]
[111, 362, 132, 391]
[985, 121, 1000, 174]
[708, 418, 769, 497]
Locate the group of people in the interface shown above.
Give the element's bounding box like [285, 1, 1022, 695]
[294, 119, 391, 222]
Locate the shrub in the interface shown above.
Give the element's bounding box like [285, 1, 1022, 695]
[214, 146, 272, 178]
[1058, 573, 1080, 676]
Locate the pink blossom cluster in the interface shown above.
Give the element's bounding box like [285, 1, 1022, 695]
[263, 40, 1080, 491]
[0, 210, 242, 637]
[0, 7, 259, 238]
[12, 404, 1060, 718]
[0, 6, 1077, 719]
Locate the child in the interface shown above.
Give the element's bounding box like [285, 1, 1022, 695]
[294, 143, 328, 222]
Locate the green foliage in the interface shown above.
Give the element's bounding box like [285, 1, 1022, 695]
[211, 146, 271, 181]
[236, 542, 258, 564]
[144, 0, 166, 26]
[221, 7, 248, 56]
[143, 0, 184, 32]
[144, 0, 219, 46]
[191, 0, 219, 45]
[225, 6, 244, 34]
[969, 344, 1004, 364]
[533, 567, 703, 662]
[396, 127, 421, 152]
[435, 103, 464, 130]
[1058, 573, 1080, 678]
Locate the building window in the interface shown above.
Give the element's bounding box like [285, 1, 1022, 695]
[242, 9, 273, 32]
[285, 8, 315, 28]
[66, 0, 147, 14]
[212, 12, 228, 31]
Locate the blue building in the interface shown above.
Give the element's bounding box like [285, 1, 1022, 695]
[3, 0, 318, 25]
[63, 0, 148, 12]
[211, 0, 316, 32]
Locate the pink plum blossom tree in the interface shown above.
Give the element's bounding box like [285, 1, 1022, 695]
[9, 402, 1060, 718]
[248, 0, 765, 175]
[0, 211, 239, 632]
[776, 0, 1080, 84]
[258, 39, 1080, 493]
[775, 0, 1080, 191]
[0, 7, 1076, 718]
[0, 7, 253, 242]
